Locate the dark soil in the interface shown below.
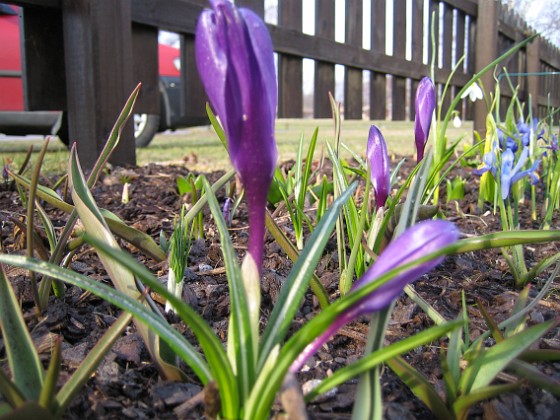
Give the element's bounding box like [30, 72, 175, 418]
[1, 158, 559, 419]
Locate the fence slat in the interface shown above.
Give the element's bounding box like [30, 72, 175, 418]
[392, 0, 407, 121]
[132, 24, 159, 115]
[21, 7, 66, 111]
[277, 0, 302, 118]
[370, 0, 386, 120]
[474, 0, 498, 138]
[61, 0, 135, 168]
[314, 0, 335, 118]
[236, 0, 264, 17]
[344, 0, 363, 120]
[409, 0, 425, 121]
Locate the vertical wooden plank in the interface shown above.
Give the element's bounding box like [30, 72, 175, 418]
[526, 37, 540, 118]
[61, 0, 135, 168]
[236, 0, 264, 17]
[409, 0, 424, 121]
[370, 0, 386, 120]
[132, 24, 159, 115]
[466, 14, 476, 120]
[344, 0, 363, 120]
[474, 0, 498, 138]
[455, 11, 466, 119]
[181, 35, 209, 125]
[314, 0, 335, 118]
[441, 3, 453, 114]
[21, 7, 66, 111]
[278, 0, 302, 118]
[392, 0, 406, 121]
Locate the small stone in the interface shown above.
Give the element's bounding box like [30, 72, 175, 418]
[530, 310, 545, 324]
[302, 379, 337, 403]
[199, 263, 213, 272]
[334, 357, 346, 364]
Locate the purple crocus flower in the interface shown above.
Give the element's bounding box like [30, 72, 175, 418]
[500, 147, 540, 200]
[196, 0, 277, 270]
[366, 125, 390, 209]
[290, 219, 459, 373]
[414, 77, 436, 163]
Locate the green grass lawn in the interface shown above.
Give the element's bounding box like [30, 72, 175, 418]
[1, 119, 474, 175]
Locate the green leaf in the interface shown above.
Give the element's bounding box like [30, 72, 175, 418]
[9, 171, 166, 262]
[72, 238, 239, 418]
[206, 102, 227, 151]
[452, 382, 522, 419]
[68, 147, 184, 381]
[0, 365, 26, 408]
[306, 321, 460, 403]
[0, 254, 212, 388]
[202, 177, 253, 405]
[0, 401, 53, 420]
[461, 321, 554, 392]
[38, 337, 60, 411]
[264, 210, 330, 309]
[258, 183, 357, 370]
[0, 266, 44, 401]
[386, 356, 452, 420]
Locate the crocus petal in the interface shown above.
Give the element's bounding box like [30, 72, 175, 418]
[289, 219, 458, 373]
[351, 219, 458, 314]
[196, 0, 278, 269]
[366, 125, 390, 209]
[414, 77, 436, 163]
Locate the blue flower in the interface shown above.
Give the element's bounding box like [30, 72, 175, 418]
[498, 128, 518, 153]
[500, 147, 540, 200]
[474, 143, 498, 178]
[517, 118, 543, 147]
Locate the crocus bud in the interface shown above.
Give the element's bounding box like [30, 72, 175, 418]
[290, 219, 458, 373]
[366, 125, 390, 209]
[414, 77, 436, 163]
[196, 0, 278, 270]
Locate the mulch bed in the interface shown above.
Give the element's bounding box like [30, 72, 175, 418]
[1, 157, 559, 419]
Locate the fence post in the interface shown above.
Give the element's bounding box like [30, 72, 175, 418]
[409, 0, 424, 121]
[344, 0, 362, 119]
[278, 0, 302, 118]
[21, 7, 67, 113]
[526, 36, 541, 118]
[132, 24, 159, 117]
[237, 0, 264, 16]
[61, 0, 135, 169]
[392, 0, 406, 120]
[314, 0, 335, 118]
[370, 0, 386, 120]
[474, 0, 499, 139]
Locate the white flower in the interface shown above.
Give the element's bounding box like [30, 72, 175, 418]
[461, 82, 483, 102]
[453, 115, 462, 128]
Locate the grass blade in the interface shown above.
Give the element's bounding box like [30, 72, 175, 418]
[258, 183, 357, 370]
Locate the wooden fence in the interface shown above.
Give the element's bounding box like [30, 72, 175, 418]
[8, 0, 560, 168]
